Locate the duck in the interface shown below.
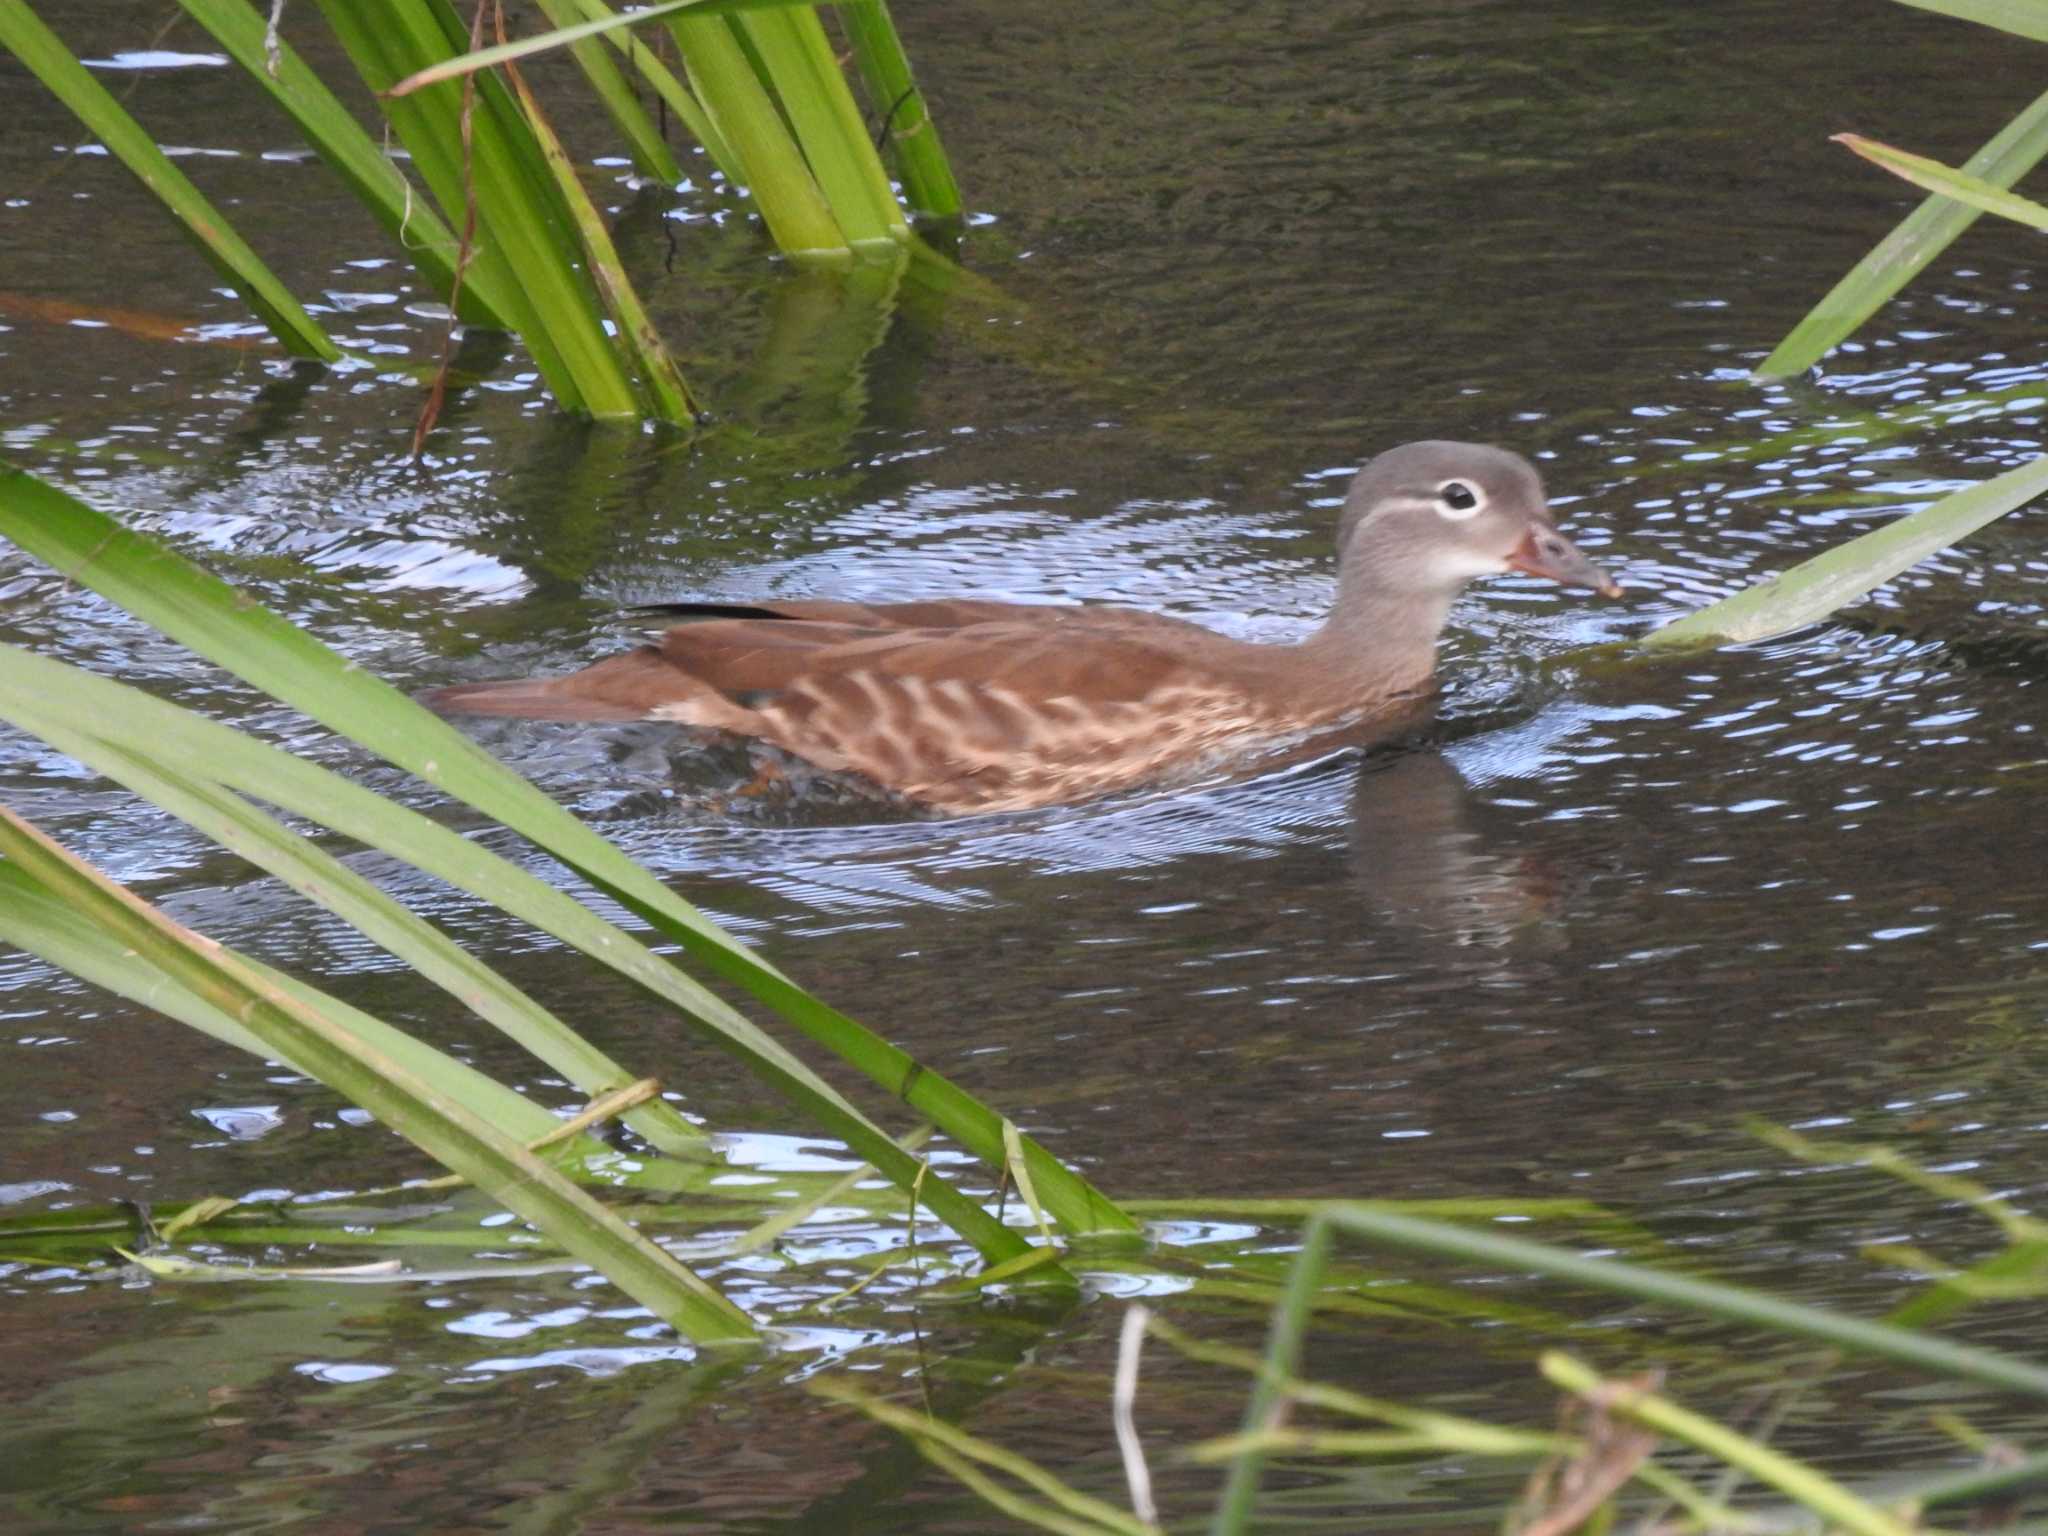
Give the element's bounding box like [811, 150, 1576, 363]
[425, 441, 1622, 815]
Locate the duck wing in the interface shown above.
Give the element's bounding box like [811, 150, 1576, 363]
[632, 595, 1224, 638]
[426, 603, 1291, 810]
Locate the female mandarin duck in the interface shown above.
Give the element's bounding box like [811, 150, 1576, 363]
[427, 442, 1622, 814]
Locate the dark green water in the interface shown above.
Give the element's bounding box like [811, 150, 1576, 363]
[5, 0, 2048, 1529]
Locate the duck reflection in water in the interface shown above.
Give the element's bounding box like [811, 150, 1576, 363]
[1345, 748, 1567, 950]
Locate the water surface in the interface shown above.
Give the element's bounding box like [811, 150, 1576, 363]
[4, 0, 2048, 1529]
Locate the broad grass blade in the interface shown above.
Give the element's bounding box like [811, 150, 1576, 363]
[0, 637, 1030, 1262]
[1322, 1205, 2048, 1398]
[1645, 452, 2048, 648]
[0, 808, 757, 1343]
[0, 861, 586, 1154]
[0, 679, 709, 1158]
[1893, 0, 2048, 40]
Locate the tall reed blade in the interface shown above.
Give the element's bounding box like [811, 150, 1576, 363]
[838, 0, 962, 220]
[176, 0, 516, 330]
[568, 0, 741, 181]
[532, 0, 685, 184]
[669, 10, 851, 259]
[318, 0, 644, 417]
[379, 0, 920, 262]
[0, 4, 340, 361]
[1755, 88, 2048, 379]
[736, 4, 908, 250]
[498, 44, 697, 422]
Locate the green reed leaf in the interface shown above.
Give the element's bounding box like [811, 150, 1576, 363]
[1645, 451, 2048, 647]
[0, 4, 339, 360]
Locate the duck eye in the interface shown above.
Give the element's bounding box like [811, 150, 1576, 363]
[1438, 480, 1482, 517]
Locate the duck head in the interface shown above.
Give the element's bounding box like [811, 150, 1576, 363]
[1335, 440, 1621, 601]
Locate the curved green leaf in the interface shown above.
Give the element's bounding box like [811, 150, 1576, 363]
[0, 809, 757, 1343]
[1646, 451, 2048, 648]
[0, 4, 339, 361]
[1756, 88, 2048, 379]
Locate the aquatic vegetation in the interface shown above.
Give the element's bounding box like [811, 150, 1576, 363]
[0, 0, 956, 424]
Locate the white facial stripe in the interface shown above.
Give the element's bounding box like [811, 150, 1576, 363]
[1427, 546, 1514, 584]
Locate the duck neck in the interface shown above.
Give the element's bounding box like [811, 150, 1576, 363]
[1297, 573, 1457, 702]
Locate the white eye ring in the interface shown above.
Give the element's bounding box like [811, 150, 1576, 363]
[1437, 480, 1484, 520]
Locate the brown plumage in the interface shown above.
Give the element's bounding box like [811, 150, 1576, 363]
[426, 442, 1622, 814]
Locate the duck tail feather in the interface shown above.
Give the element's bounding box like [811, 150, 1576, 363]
[417, 678, 649, 722]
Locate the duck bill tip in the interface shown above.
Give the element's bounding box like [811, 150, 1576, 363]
[1508, 525, 1623, 599]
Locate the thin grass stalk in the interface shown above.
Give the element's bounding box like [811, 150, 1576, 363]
[384, 0, 830, 93]
[667, 11, 850, 260]
[1541, 1354, 1917, 1536]
[810, 1380, 1158, 1536]
[1888, 1239, 2048, 1329]
[1145, 1315, 1566, 1457]
[0, 467, 1132, 1250]
[1756, 86, 2048, 378]
[1207, 1215, 1334, 1536]
[0, 3, 339, 361]
[0, 807, 757, 1343]
[917, 1441, 1130, 1536]
[531, 0, 684, 183]
[1320, 1204, 2048, 1399]
[836, 0, 961, 220]
[174, 0, 515, 330]
[1758, 1123, 2048, 1243]
[1881, 1446, 2048, 1522]
[723, 1126, 930, 1256]
[736, 4, 907, 248]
